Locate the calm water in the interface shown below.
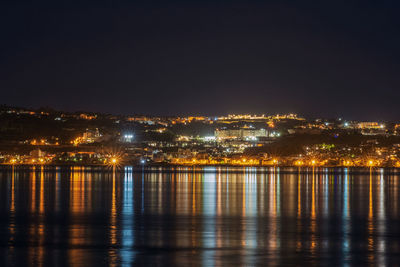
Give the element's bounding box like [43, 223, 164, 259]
[1, 167, 400, 266]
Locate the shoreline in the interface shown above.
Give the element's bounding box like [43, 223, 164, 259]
[0, 164, 399, 175]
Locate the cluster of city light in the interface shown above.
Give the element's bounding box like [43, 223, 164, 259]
[295, 160, 304, 166]
[167, 157, 393, 167]
[2, 154, 399, 168]
[217, 113, 302, 121]
[8, 158, 47, 165]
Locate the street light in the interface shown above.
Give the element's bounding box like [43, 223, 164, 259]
[110, 157, 118, 173]
[295, 160, 303, 167]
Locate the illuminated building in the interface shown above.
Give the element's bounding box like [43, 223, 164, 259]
[79, 113, 97, 120]
[215, 128, 271, 140]
[357, 122, 384, 129]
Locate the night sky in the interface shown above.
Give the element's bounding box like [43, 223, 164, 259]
[1, 1, 400, 120]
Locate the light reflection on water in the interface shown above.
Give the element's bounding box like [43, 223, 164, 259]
[0, 167, 400, 266]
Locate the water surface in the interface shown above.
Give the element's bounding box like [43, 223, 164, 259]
[1, 167, 400, 266]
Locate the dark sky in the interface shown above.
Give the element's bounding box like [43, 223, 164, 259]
[1, 0, 400, 120]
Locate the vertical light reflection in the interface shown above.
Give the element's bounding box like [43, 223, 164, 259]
[121, 167, 135, 266]
[86, 171, 92, 212]
[392, 173, 398, 218]
[377, 169, 386, 266]
[28, 166, 45, 267]
[10, 166, 15, 214]
[259, 170, 265, 216]
[176, 171, 190, 215]
[109, 170, 118, 266]
[39, 166, 44, 214]
[69, 168, 85, 265]
[242, 168, 246, 217]
[342, 169, 350, 264]
[323, 173, 329, 217]
[268, 169, 278, 264]
[215, 171, 223, 265]
[158, 171, 162, 214]
[320, 172, 329, 260]
[8, 166, 16, 261]
[70, 168, 84, 214]
[275, 169, 281, 253]
[38, 166, 45, 266]
[310, 170, 316, 255]
[141, 170, 144, 213]
[276, 169, 281, 218]
[287, 172, 295, 218]
[31, 167, 36, 212]
[368, 170, 374, 264]
[311, 171, 316, 219]
[202, 167, 216, 267]
[225, 170, 229, 213]
[217, 171, 222, 216]
[29, 167, 37, 265]
[192, 171, 196, 215]
[297, 170, 301, 217]
[243, 168, 257, 267]
[55, 168, 61, 213]
[296, 170, 302, 253]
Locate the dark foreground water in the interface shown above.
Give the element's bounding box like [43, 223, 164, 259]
[1, 166, 400, 266]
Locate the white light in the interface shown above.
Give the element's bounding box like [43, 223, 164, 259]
[245, 136, 257, 141]
[123, 134, 134, 142]
[203, 136, 216, 141]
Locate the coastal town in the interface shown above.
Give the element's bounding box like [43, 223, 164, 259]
[1, 105, 400, 167]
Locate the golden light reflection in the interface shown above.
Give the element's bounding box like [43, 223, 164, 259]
[39, 166, 44, 214]
[297, 172, 301, 218]
[31, 167, 36, 212]
[9, 167, 16, 250]
[368, 170, 374, 263]
[110, 171, 117, 251]
[310, 170, 317, 255]
[10, 167, 15, 214]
